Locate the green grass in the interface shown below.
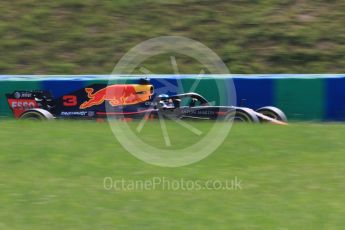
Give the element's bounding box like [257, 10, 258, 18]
[1, 120, 345, 229]
[0, 0, 344, 74]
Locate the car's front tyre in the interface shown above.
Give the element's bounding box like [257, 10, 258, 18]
[255, 106, 287, 122]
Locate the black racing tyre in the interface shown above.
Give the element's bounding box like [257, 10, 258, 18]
[19, 109, 54, 121]
[226, 108, 259, 123]
[256, 106, 287, 122]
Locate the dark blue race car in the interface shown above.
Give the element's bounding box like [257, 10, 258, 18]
[6, 80, 287, 124]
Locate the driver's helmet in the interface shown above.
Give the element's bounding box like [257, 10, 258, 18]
[158, 94, 170, 100]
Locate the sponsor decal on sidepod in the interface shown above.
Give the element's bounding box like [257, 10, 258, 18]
[79, 84, 154, 109]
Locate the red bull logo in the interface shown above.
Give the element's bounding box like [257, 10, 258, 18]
[79, 84, 154, 109]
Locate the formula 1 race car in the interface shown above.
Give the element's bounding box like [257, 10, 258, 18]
[6, 80, 287, 124]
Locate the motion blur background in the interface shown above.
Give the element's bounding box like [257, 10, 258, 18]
[1, 0, 344, 74]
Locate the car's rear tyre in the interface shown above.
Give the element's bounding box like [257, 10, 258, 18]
[256, 106, 287, 122]
[19, 109, 54, 120]
[225, 108, 259, 123]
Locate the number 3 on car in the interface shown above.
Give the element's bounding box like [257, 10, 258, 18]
[63, 95, 77, 107]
